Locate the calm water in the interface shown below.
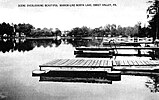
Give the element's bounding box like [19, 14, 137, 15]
[0, 38, 159, 100]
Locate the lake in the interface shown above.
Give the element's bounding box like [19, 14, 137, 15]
[0, 38, 159, 100]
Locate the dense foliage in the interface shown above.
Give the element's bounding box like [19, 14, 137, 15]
[0, 22, 14, 37]
[0, 22, 61, 37]
[67, 23, 148, 37]
[147, 0, 159, 40]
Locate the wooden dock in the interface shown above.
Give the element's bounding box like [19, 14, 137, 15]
[32, 59, 159, 83]
[40, 59, 113, 69]
[74, 46, 159, 58]
[76, 47, 159, 51]
[39, 59, 159, 71]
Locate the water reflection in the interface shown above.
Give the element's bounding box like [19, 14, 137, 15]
[0, 38, 61, 53]
[66, 38, 103, 47]
[30, 39, 61, 48]
[1, 38, 157, 60]
[33, 70, 159, 93]
[145, 75, 159, 93]
[0, 38, 104, 53]
[121, 71, 159, 93]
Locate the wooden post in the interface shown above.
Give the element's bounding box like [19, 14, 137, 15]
[138, 49, 141, 55]
[152, 50, 156, 60]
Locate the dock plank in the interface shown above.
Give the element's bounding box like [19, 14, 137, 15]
[153, 61, 159, 65]
[70, 59, 81, 66]
[132, 60, 139, 66]
[65, 59, 77, 66]
[112, 60, 116, 66]
[71, 59, 81, 66]
[57, 59, 70, 66]
[87, 60, 94, 67]
[95, 60, 100, 67]
[99, 60, 103, 67]
[123, 60, 126, 66]
[113, 60, 119, 66]
[140, 60, 147, 65]
[103, 60, 108, 67]
[91, 60, 98, 67]
[69, 59, 80, 66]
[117, 60, 121, 66]
[143, 60, 151, 65]
[44, 59, 61, 66]
[120, 61, 123, 66]
[76, 59, 86, 66]
[127, 60, 133, 66]
[107, 60, 112, 67]
[62, 59, 74, 66]
[124, 60, 129, 66]
[136, 60, 143, 66]
[74, 59, 85, 66]
[77, 59, 86, 66]
[81, 60, 88, 66]
[81, 60, 89, 66]
[130, 60, 135, 66]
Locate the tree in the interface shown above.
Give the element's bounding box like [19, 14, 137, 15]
[0, 22, 14, 37]
[110, 24, 117, 36]
[81, 26, 91, 37]
[133, 23, 140, 37]
[147, 0, 159, 41]
[103, 24, 111, 36]
[68, 27, 82, 37]
[14, 23, 34, 37]
[54, 28, 61, 37]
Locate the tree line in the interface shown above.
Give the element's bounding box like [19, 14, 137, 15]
[0, 21, 151, 38]
[65, 0, 159, 41]
[0, 39, 61, 53]
[67, 23, 150, 37]
[0, 22, 61, 37]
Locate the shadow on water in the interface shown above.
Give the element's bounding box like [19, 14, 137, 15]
[0, 37, 101, 53]
[33, 70, 122, 84]
[32, 70, 159, 93]
[145, 75, 159, 93]
[66, 38, 103, 47]
[1, 37, 158, 60]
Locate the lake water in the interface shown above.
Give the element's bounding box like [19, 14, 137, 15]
[0, 38, 159, 100]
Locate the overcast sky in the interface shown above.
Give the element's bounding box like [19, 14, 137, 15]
[0, 0, 151, 31]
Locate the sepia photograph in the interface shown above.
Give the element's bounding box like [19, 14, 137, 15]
[0, 0, 159, 100]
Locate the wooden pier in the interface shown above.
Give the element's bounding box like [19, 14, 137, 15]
[39, 59, 159, 71]
[74, 46, 159, 58]
[75, 47, 159, 51]
[32, 59, 159, 83]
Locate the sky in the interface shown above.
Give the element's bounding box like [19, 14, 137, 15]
[0, 0, 151, 31]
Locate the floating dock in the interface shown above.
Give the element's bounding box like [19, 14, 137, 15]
[33, 59, 159, 83]
[74, 46, 159, 58]
[38, 59, 159, 71]
[75, 47, 159, 51]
